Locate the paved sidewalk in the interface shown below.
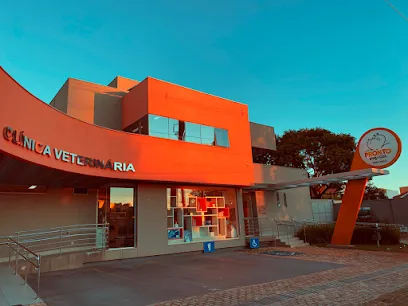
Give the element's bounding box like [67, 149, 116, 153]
[0, 265, 45, 306]
[151, 247, 408, 306]
[22, 246, 408, 305]
[367, 285, 408, 305]
[30, 250, 341, 306]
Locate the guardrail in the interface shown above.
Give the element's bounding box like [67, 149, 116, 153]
[15, 223, 109, 255]
[2, 223, 110, 300]
[0, 236, 10, 260]
[300, 219, 405, 228]
[244, 217, 298, 246]
[7, 237, 41, 299]
[244, 217, 279, 246]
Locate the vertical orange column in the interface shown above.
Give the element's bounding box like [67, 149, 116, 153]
[331, 155, 368, 245]
[331, 179, 367, 245]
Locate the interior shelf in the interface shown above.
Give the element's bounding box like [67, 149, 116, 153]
[167, 196, 231, 243]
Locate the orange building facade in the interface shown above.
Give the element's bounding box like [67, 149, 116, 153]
[0, 67, 312, 261]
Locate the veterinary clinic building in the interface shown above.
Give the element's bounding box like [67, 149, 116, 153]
[0, 67, 312, 260]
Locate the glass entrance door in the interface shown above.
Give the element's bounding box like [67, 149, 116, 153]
[98, 187, 135, 248]
[243, 191, 259, 237]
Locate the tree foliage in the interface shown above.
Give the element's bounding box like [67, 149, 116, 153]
[364, 181, 387, 200]
[253, 127, 386, 200]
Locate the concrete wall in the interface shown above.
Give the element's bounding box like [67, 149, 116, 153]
[67, 79, 126, 130]
[49, 80, 68, 113]
[108, 76, 139, 91]
[253, 164, 313, 221]
[49, 78, 127, 130]
[0, 188, 97, 236]
[393, 200, 408, 224]
[255, 189, 312, 221]
[93, 92, 123, 130]
[253, 164, 309, 185]
[333, 198, 408, 225]
[121, 79, 149, 129]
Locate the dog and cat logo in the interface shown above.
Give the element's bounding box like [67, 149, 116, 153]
[364, 132, 391, 158]
[359, 128, 400, 167]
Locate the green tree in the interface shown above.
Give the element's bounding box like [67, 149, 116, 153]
[253, 128, 356, 199]
[364, 181, 387, 200]
[253, 128, 386, 200]
[253, 128, 388, 199]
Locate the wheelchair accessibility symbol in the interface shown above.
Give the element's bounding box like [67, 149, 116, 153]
[250, 237, 260, 249]
[203, 241, 215, 253]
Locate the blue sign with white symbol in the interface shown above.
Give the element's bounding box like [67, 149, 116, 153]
[250, 237, 260, 249]
[203, 241, 215, 253]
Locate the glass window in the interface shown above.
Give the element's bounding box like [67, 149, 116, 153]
[144, 114, 229, 148]
[166, 187, 239, 245]
[201, 125, 215, 146]
[185, 122, 201, 137]
[123, 115, 148, 135]
[185, 136, 202, 144]
[276, 192, 281, 207]
[168, 118, 179, 140]
[185, 122, 201, 144]
[98, 187, 135, 248]
[215, 128, 230, 147]
[283, 193, 288, 207]
[139, 115, 149, 135]
[148, 115, 169, 139]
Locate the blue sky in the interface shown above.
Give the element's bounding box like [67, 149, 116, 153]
[0, 0, 406, 191]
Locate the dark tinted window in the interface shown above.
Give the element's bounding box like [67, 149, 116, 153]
[215, 128, 230, 147]
[123, 115, 148, 135]
[73, 188, 88, 195]
[140, 114, 229, 148]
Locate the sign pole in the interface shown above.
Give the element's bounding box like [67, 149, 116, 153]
[331, 128, 402, 246]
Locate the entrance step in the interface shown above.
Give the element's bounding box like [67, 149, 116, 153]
[276, 236, 310, 248]
[249, 235, 310, 248]
[259, 240, 287, 248]
[0, 265, 43, 306]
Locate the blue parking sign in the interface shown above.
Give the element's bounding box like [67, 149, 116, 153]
[203, 241, 215, 253]
[250, 237, 260, 249]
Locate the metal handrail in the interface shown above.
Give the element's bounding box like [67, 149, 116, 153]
[300, 218, 405, 227]
[7, 237, 41, 299]
[244, 217, 305, 246]
[1, 223, 110, 301]
[244, 217, 291, 247]
[15, 223, 109, 235]
[22, 233, 100, 244]
[15, 223, 109, 255]
[276, 219, 298, 245]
